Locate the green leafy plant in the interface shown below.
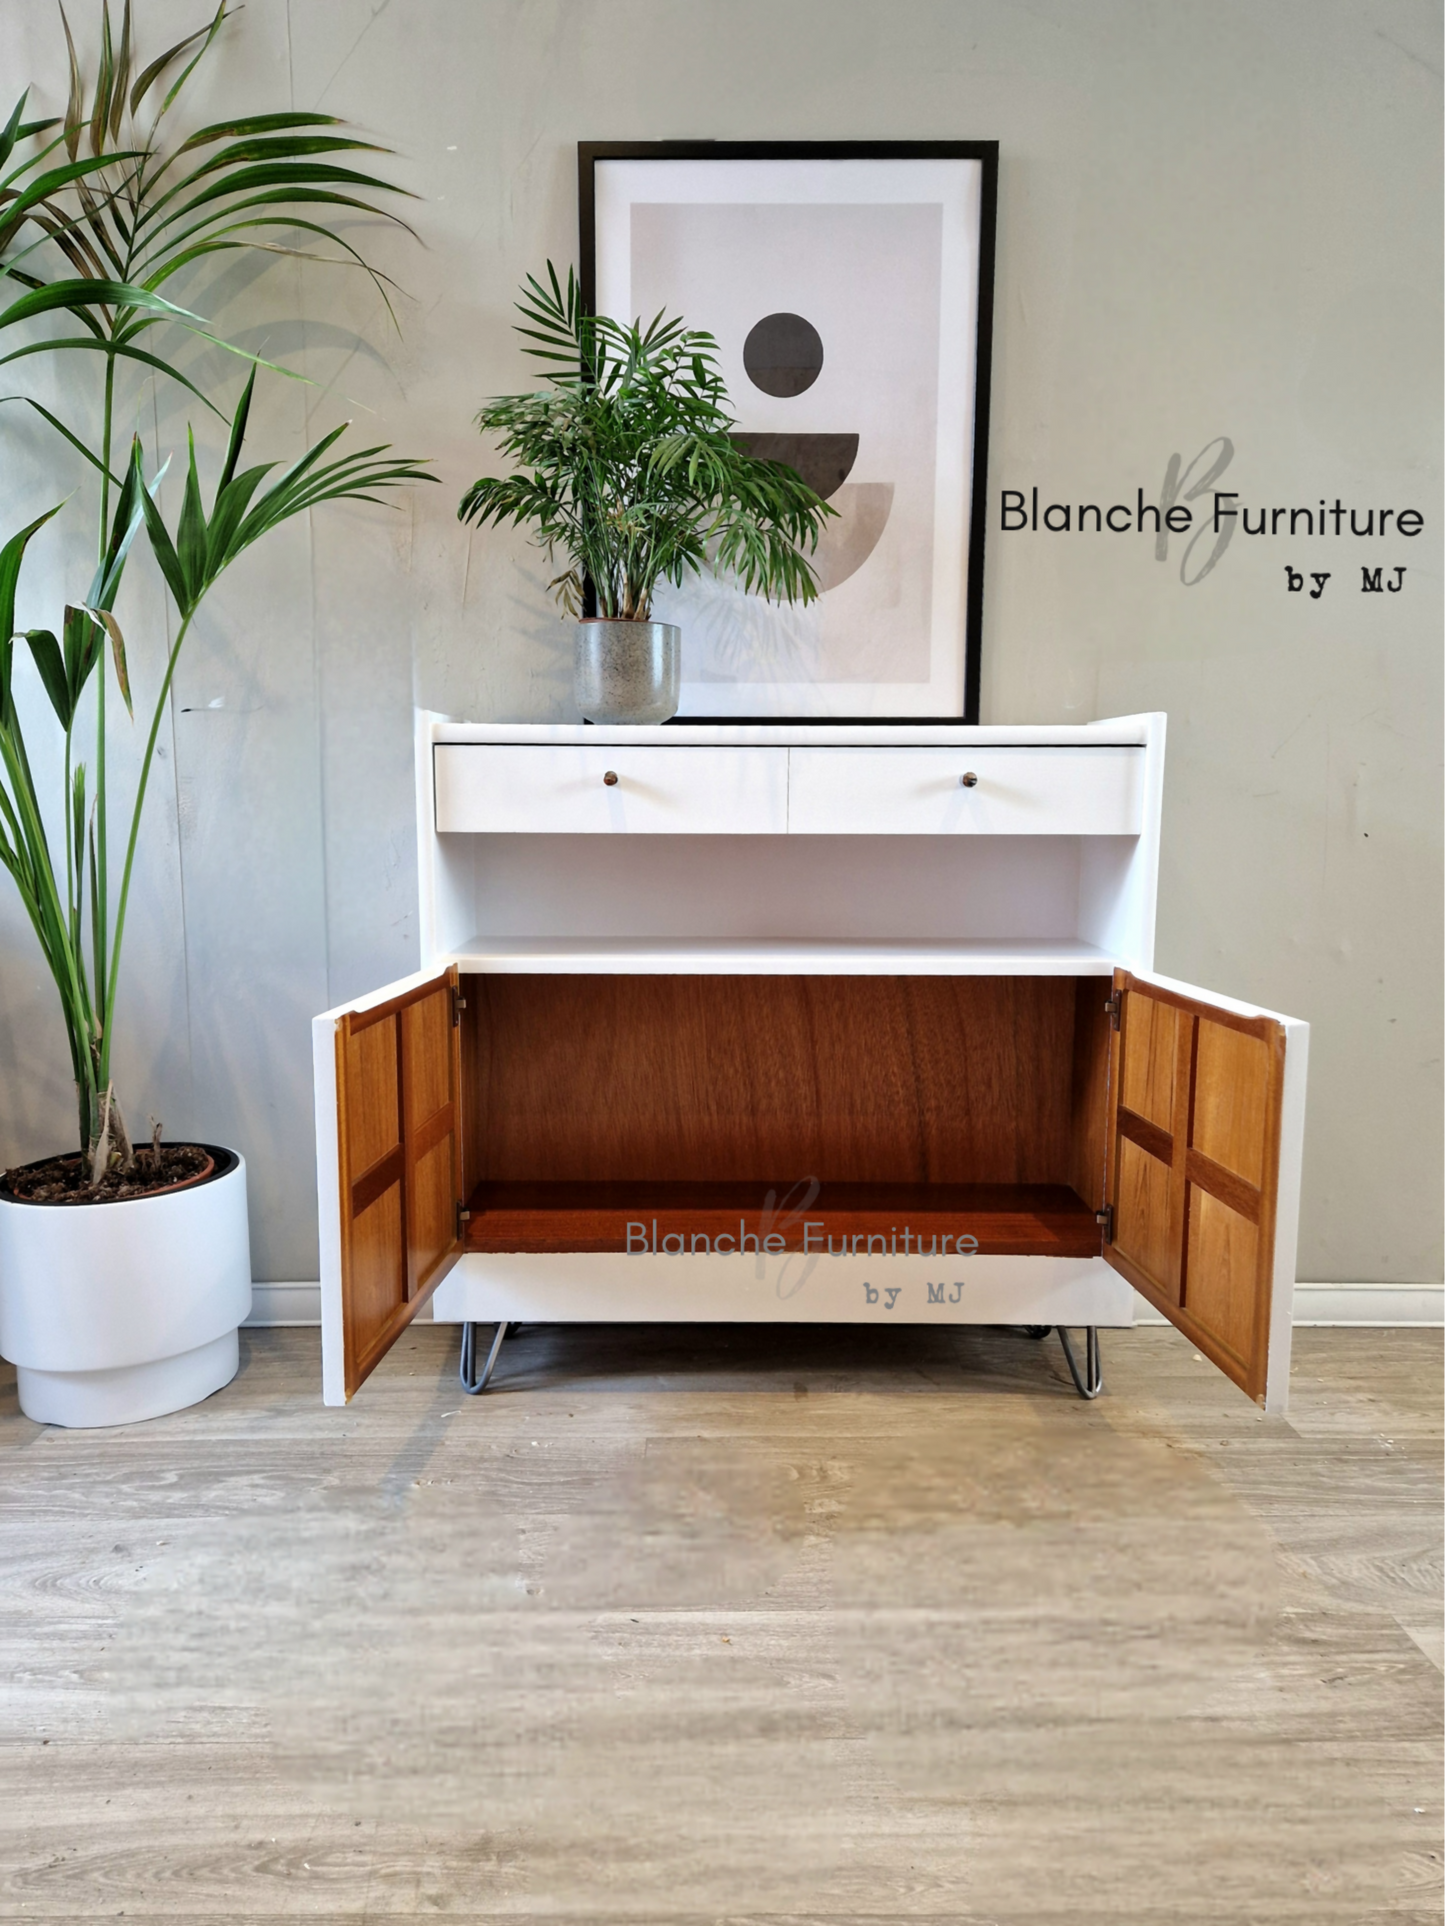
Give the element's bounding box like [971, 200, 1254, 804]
[0, 2, 433, 1179]
[458, 264, 833, 621]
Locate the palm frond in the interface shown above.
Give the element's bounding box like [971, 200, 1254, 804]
[0, 147, 142, 260]
[0, 393, 121, 482]
[138, 385, 435, 622]
[127, 7, 220, 119]
[0, 3, 416, 474]
[0, 332, 225, 413]
[461, 261, 834, 619]
[0, 504, 66, 726]
[0, 3, 429, 1165]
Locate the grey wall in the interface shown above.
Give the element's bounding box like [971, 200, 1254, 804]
[0, 0, 1439, 1285]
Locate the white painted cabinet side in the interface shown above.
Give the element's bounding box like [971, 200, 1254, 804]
[1077, 711, 1165, 969]
[312, 1010, 346, 1407]
[417, 712, 476, 966]
[1265, 1017, 1309, 1414]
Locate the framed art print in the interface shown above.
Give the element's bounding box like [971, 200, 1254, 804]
[580, 141, 998, 721]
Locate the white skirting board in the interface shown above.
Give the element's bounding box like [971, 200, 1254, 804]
[246, 1282, 329, 1326]
[246, 1280, 1444, 1328]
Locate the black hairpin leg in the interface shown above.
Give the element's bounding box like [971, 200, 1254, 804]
[1056, 1325, 1104, 1399]
[460, 1319, 508, 1395]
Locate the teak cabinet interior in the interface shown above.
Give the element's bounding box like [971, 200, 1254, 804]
[314, 717, 1307, 1417]
[461, 971, 1099, 1189]
[327, 967, 1290, 1408]
[455, 973, 1107, 1259]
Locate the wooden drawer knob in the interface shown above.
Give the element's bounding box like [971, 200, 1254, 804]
[603, 770, 619, 787]
[960, 771, 978, 788]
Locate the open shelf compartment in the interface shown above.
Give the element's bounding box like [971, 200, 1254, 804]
[462, 1180, 1100, 1256]
[457, 971, 1113, 1258]
[425, 831, 1156, 973]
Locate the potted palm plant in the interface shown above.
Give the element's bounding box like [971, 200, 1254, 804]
[0, 2, 433, 1426]
[459, 266, 833, 722]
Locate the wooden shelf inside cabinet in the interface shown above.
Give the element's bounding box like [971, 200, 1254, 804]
[461, 1181, 1103, 1258]
[313, 713, 1308, 1418]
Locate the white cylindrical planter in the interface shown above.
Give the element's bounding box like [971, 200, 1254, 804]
[0, 1147, 252, 1427]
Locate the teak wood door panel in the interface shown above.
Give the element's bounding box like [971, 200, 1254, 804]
[1103, 969, 1289, 1404]
[333, 967, 464, 1398]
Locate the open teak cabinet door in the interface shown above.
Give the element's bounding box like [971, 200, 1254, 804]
[1103, 968, 1301, 1409]
[317, 966, 466, 1402]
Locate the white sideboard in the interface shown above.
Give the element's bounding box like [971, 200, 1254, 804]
[312, 714, 1308, 1413]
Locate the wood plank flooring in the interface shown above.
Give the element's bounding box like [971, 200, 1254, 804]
[1, 1323, 1439, 1922]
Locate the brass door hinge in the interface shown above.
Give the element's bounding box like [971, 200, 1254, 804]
[456, 1203, 472, 1239]
[1096, 1204, 1114, 1243]
[1104, 992, 1121, 1030]
[452, 985, 467, 1028]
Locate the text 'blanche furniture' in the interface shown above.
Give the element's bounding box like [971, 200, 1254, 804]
[312, 714, 1308, 1412]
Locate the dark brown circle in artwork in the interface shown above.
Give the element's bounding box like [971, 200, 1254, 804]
[743, 312, 824, 396]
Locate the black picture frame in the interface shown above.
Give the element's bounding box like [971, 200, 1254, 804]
[578, 139, 998, 725]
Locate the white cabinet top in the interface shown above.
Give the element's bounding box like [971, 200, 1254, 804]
[428, 714, 1159, 749]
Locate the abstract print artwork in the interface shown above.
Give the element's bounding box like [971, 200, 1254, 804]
[584, 145, 997, 719]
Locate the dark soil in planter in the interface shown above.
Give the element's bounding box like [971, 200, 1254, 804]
[1, 1143, 218, 1205]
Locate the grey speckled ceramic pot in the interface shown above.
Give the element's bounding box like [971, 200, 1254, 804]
[574, 620, 680, 723]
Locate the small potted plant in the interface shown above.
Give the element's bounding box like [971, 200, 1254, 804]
[459, 266, 833, 721]
[0, 3, 432, 1426]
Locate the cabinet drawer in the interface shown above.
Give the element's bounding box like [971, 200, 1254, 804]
[787, 747, 1145, 835]
[434, 745, 789, 834]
